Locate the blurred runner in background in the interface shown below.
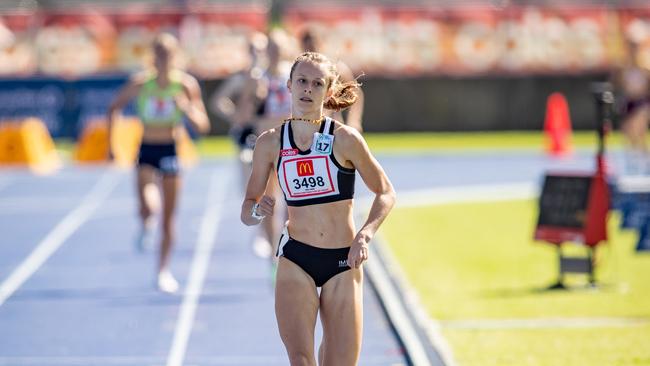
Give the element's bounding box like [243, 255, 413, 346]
[107, 33, 210, 293]
[612, 38, 650, 175]
[236, 29, 296, 267]
[211, 31, 268, 172]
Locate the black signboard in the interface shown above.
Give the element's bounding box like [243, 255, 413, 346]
[0, 75, 131, 139]
[537, 175, 592, 229]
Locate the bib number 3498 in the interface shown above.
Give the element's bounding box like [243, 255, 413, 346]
[283, 156, 335, 197]
[293, 176, 325, 189]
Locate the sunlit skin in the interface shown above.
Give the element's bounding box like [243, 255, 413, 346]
[240, 57, 395, 366]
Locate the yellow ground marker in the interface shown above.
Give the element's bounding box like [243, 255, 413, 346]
[74, 117, 142, 167]
[74, 117, 198, 168]
[0, 118, 61, 174]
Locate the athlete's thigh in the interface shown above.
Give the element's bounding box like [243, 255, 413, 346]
[319, 268, 364, 366]
[136, 166, 158, 206]
[160, 174, 180, 217]
[137, 165, 157, 188]
[275, 257, 319, 357]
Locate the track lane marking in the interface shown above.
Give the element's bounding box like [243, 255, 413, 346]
[0, 171, 121, 307]
[166, 168, 230, 366]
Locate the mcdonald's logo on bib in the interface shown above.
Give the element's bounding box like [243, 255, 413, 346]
[297, 160, 314, 176]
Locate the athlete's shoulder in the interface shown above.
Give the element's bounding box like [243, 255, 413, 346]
[176, 71, 200, 88]
[332, 119, 363, 145]
[256, 125, 282, 150]
[129, 71, 153, 86]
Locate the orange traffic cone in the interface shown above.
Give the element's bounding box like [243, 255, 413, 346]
[544, 92, 573, 157]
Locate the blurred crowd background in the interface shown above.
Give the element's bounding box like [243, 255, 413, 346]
[1, 0, 649, 137]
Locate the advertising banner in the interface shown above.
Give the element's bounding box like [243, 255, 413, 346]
[0, 75, 129, 138]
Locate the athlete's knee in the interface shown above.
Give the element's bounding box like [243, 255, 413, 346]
[287, 350, 315, 366]
[139, 206, 153, 220]
[321, 348, 360, 366]
[320, 333, 361, 366]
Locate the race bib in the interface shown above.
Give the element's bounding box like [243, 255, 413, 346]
[313, 133, 334, 155]
[282, 156, 335, 198]
[159, 156, 179, 174]
[143, 96, 176, 120]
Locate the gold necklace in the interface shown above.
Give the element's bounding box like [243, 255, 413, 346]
[284, 116, 323, 125]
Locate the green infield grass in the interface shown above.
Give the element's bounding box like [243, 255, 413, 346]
[56, 130, 639, 159]
[381, 200, 650, 366]
[194, 130, 646, 156]
[53, 135, 237, 159]
[192, 131, 628, 157]
[363, 131, 627, 154]
[195, 135, 236, 157]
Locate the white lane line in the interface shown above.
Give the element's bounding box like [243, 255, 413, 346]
[356, 182, 538, 210]
[0, 171, 121, 307]
[358, 182, 538, 210]
[166, 168, 230, 366]
[395, 182, 538, 208]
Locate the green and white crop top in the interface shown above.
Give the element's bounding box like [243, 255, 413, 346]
[136, 71, 184, 126]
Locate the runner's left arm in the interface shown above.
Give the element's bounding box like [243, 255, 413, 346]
[241, 129, 278, 226]
[342, 127, 395, 268]
[180, 74, 210, 134]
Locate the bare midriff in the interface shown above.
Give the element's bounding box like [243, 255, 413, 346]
[286, 199, 356, 249]
[141, 125, 181, 144]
